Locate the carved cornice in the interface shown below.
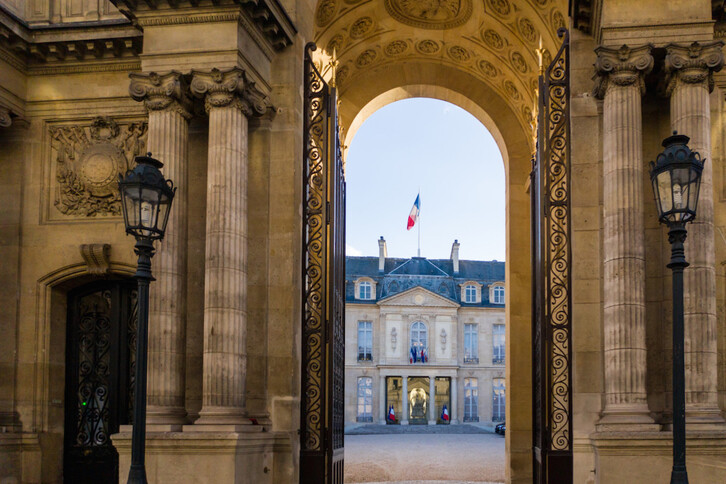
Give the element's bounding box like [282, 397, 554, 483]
[0, 106, 11, 127]
[111, 0, 295, 51]
[592, 44, 653, 99]
[129, 71, 193, 119]
[664, 41, 724, 95]
[190, 67, 272, 117]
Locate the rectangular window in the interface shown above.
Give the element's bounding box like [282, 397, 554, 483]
[358, 281, 372, 300]
[464, 377, 478, 422]
[493, 378, 505, 421]
[465, 285, 476, 303]
[464, 323, 478, 363]
[357, 377, 373, 422]
[493, 285, 504, 304]
[493, 324, 505, 364]
[358, 321, 372, 361]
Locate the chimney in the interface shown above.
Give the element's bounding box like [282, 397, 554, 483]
[378, 236, 387, 273]
[450, 239, 460, 275]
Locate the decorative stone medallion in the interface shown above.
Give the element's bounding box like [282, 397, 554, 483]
[448, 45, 471, 62]
[518, 17, 538, 43]
[49, 116, 147, 218]
[416, 39, 441, 54]
[479, 59, 498, 77]
[316, 0, 338, 28]
[486, 0, 511, 17]
[356, 49, 378, 67]
[350, 17, 374, 39]
[384, 0, 473, 30]
[483, 29, 505, 49]
[385, 40, 409, 56]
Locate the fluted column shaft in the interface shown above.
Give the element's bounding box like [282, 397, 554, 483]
[665, 41, 725, 423]
[594, 45, 656, 427]
[129, 72, 192, 426]
[190, 68, 271, 425]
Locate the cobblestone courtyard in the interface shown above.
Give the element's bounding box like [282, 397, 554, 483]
[344, 426, 505, 483]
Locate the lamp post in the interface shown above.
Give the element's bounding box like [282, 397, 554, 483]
[118, 153, 176, 484]
[649, 132, 704, 484]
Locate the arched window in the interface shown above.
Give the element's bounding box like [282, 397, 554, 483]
[358, 280, 372, 300]
[492, 285, 504, 304]
[409, 321, 428, 363]
[493, 378, 505, 421]
[464, 284, 477, 303]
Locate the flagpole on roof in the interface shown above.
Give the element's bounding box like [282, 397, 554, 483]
[417, 188, 421, 257]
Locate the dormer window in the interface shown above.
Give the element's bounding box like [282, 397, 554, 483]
[464, 285, 477, 303]
[354, 278, 376, 300]
[492, 285, 504, 304]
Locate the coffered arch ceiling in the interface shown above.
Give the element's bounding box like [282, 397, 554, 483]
[313, 0, 568, 145]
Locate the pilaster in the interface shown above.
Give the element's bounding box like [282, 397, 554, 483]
[129, 71, 193, 427]
[189, 67, 271, 427]
[664, 41, 726, 427]
[593, 44, 659, 430]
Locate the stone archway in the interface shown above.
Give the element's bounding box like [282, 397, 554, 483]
[311, 1, 569, 482]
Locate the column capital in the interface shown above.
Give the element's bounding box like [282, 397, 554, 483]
[190, 67, 272, 117]
[664, 41, 724, 95]
[0, 106, 12, 128]
[593, 44, 654, 99]
[129, 71, 193, 119]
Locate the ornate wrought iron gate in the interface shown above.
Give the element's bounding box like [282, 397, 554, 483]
[532, 28, 573, 483]
[300, 42, 346, 484]
[64, 281, 137, 484]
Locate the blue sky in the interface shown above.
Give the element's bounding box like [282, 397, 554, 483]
[345, 98, 505, 262]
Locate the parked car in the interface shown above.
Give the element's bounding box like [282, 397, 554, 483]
[494, 422, 505, 435]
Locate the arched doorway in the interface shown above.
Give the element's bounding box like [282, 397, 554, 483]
[63, 280, 137, 483]
[302, 1, 572, 482]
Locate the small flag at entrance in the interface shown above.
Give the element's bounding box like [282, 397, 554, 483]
[406, 194, 420, 231]
[388, 405, 395, 422]
[441, 404, 449, 422]
[410, 346, 417, 363]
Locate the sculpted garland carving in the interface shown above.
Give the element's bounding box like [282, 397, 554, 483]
[49, 117, 147, 217]
[664, 41, 725, 95]
[190, 67, 272, 117]
[384, 0, 473, 30]
[592, 44, 654, 99]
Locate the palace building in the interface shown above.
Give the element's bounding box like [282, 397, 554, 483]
[3, 1, 726, 483]
[345, 239, 506, 427]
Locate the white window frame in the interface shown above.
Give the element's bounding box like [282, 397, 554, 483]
[410, 321, 428, 363]
[357, 321, 372, 361]
[493, 323, 505, 364]
[464, 377, 479, 422]
[357, 377, 373, 422]
[464, 323, 478, 363]
[464, 285, 476, 303]
[492, 285, 505, 304]
[492, 378, 505, 421]
[358, 281, 372, 300]
[460, 281, 481, 303]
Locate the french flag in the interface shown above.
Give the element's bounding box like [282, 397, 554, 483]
[441, 404, 449, 422]
[388, 405, 395, 421]
[406, 194, 420, 231]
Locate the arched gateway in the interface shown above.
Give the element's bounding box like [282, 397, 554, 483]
[301, 1, 572, 482]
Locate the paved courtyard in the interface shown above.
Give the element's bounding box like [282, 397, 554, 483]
[344, 426, 505, 483]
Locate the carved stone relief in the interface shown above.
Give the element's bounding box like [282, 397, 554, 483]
[440, 328, 447, 351]
[483, 29, 505, 50]
[385, 40, 409, 56]
[391, 327, 398, 351]
[416, 39, 441, 54]
[316, 0, 338, 28]
[486, 0, 511, 17]
[384, 0, 473, 30]
[350, 17, 374, 39]
[49, 116, 147, 218]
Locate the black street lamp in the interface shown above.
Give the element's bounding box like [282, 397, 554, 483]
[118, 153, 176, 484]
[649, 132, 705, 484]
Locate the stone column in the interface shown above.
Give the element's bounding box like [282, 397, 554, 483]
[451, 376, 458, 424]
[593, 45, 658, 429]
[190, 68, 270, 426]
[379, 375, 387, 424]
[665, 41, 726, 426]
[401, 376, 409, 425]
[129, 72, 192, 427]
[428, 376, 436, 424]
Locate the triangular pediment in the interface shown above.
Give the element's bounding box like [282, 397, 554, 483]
[378, 286, 459, 308]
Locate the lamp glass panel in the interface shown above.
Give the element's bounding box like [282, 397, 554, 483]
[122, 186, 140, 227]
[656, 170, 672, 215]
[688, 167, 701, 214]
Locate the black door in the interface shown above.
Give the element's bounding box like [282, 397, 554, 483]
[64, 281, 137, 484]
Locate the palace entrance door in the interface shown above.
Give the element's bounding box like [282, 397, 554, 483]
[64, 281, 137, 484]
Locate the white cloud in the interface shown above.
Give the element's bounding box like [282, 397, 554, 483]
[346, 244, 363, 256]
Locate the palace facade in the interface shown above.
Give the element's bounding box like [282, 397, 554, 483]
[344, 240, 506, 427]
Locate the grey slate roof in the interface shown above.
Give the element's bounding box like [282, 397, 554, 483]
[346, 255, 505, 307]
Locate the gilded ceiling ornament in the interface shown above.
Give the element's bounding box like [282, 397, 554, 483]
[385, 40, 409, 56]
[316, 0, 338, 27]
[356, 49, 378, 67]
[483, 29, 505, 49]
[478, 59, 498, 77]
[518, 17, 538, 44]
[511, 51, 529, 73]
[350, 16, 374, 39]
[486, 0, 511, 17]
[504, 80, 521, 100]
[384, 0, 473, 30]
[416, 39, 441, 54]
[448, 45, 471, 62]
[49, 116, 147, 217]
